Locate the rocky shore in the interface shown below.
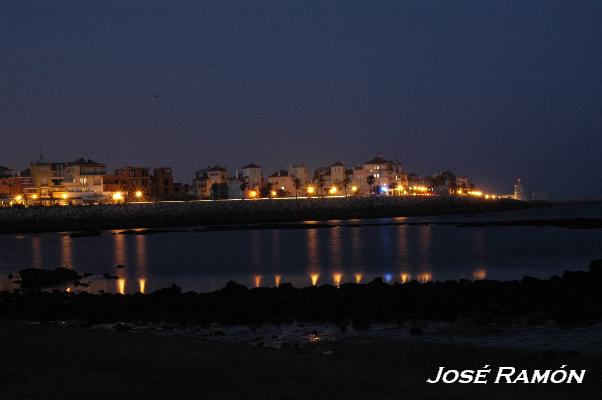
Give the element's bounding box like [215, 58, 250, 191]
[3, 260, 601, 327]
[0, 196, 545, 233]
[3, 320, 600, 400]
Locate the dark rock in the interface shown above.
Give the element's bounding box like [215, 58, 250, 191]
[218, 281, 248, 295]
[277, 282, 294, 290]
[113, 322, 131, 331]
[151, 284, 181, 296]
[351, 316, 370, 330]
[589, 259, 602, 276]
[409, 327, 423, 336]
[521, 276, 540, 285]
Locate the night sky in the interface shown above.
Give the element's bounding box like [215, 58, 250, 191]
[2, 1, 601, 199]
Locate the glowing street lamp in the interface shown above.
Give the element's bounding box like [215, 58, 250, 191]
[351, 185, 358, 193]
[249, 190, 257, 199]
[31, 194, 38, 200]
[270, 190, 277, 197]
[135, 190, 143, 200]
[61, 193, 68, 200]
[307, 186, 315, 196]
[328, 186, 337, 195]
[112, 192, 124, 202]
[14, 194, 23, 202]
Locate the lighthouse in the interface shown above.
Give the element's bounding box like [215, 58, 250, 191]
[513, 178, 526, 201]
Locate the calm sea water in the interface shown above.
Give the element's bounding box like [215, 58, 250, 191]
[0, 203, 600, 293]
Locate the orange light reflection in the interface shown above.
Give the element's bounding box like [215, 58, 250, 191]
[138, 278, 146, 294]
[117, 278, 126, 294]
[332, 272, 343, 287]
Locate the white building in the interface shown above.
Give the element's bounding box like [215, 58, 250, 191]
[289, 164, 309, 184]
[352, 154, 407, 195]
[63, 157, 106, 201]
[241, 163, 263, 190]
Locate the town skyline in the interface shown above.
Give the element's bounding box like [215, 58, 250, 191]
[2, 2, 601, 200]
[2, 150, 523, 200]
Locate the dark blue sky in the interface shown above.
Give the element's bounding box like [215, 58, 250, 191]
[2, 1, 601, 199]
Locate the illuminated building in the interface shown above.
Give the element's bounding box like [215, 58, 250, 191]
[352, 153, 407, 195]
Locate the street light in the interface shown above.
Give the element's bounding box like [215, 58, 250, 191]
[135, 190, 143, 200]
[329, 186, 337, 195]
[249, 190, 257, 199]
[61, 193, 68, 200]
[112, 192, 123, 202]
[307, 186, 315, 196]
[14, 195, 23, 202]
[351, 185, 358, 193]
[32, 194, 38, 200]
[270, 190, 277, 197]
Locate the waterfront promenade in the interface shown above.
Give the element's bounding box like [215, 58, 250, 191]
[0, 196, 543, 233]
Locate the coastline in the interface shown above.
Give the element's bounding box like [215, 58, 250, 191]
[4, 260, 601, 326]
[0, 196, 547, 234]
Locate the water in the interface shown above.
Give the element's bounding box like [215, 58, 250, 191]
[0, 203, 600, 293]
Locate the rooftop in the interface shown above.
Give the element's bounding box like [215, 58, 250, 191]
[242, 163, 261, 169]
[364, 153, 394, 165]
[68, 157, 104, 166]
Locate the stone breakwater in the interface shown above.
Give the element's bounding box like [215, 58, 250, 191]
[0, 196, 543, 233]
[2, 260, 600, 327]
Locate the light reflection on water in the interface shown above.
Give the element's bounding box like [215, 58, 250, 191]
[117, 278, 126, 295]
[138, 278, 146, 294]
[32, 236, 42, 268]
[61, 235, 72, 267]
[0, 214, 600, 294]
